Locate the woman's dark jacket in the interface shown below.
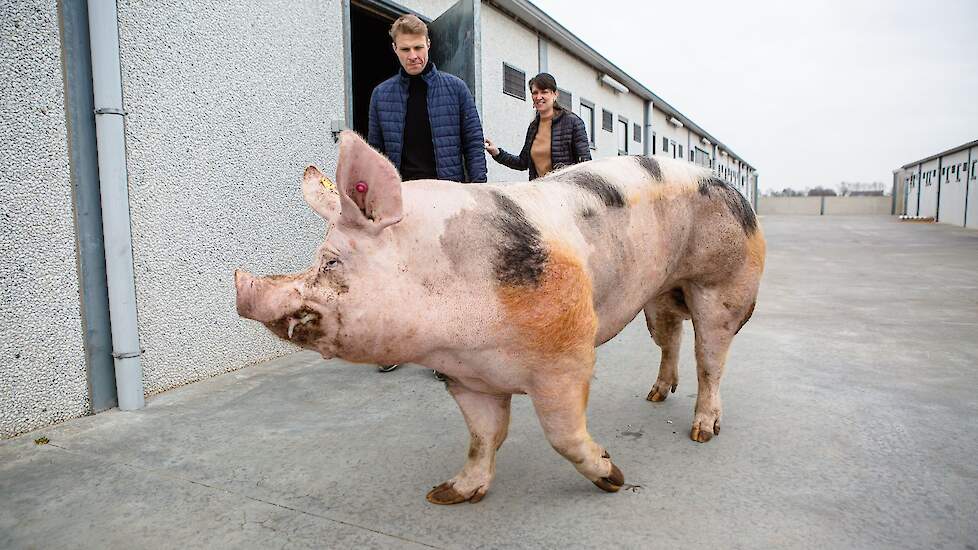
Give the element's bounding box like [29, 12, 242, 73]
[492, 108, 592, 180]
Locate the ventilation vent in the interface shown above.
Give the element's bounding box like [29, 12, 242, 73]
[503, 63, 526, 100]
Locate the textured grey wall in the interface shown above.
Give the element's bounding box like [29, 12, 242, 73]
[0, 0, 89, 437]
[115, 0, 347, 395]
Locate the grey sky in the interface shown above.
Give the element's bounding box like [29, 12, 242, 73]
[531, 0, 978, 192]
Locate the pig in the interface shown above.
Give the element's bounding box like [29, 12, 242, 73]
[235, 131, 765, 505]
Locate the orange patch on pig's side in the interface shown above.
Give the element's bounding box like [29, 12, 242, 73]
[745, 225, 767, 271]
[496, 243, 598, 358]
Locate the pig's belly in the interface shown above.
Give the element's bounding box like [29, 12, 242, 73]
[418, 348, 532, 394]
[592, 273, 659, 346]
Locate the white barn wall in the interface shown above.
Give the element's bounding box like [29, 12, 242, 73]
[919, 159, 940, 218]
[398, 0, 455, 18]
[937, 149, 969, 227]
[0, 0, 89, 438]
[479, 5, 539, 183]
[547, 45, 643, 160]
[115, 1, 347, 396]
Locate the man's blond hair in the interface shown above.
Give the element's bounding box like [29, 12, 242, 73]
[389, 14, 428, 41]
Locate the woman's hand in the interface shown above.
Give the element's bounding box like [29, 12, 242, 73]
[484, 138, 500, 157]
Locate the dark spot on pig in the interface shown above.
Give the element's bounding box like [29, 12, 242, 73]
[468, 434, 484, 460]
[579, 206, 596, 220]
[488, 190, 547, 286]
[267, 307, 322, 346]
[669, 288, 687, 311]
[697, 176, 757, 236]
[317, 264, 349, 294]
[564, 171, 625, 208]
[632, 155, 661, 181]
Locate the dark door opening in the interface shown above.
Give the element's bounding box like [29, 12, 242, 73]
[350, 5, 401, 137]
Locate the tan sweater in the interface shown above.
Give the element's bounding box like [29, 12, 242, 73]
[530, 116, 553, 178]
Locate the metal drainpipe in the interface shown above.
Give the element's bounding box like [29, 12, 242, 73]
[59, 0, 117, 411]
[935, 157, 942, 221]
[964, 148, 972, 228]
[913, 164, 921, 215]
[642, 100, 650, 156]
[88, 0, 144, 410]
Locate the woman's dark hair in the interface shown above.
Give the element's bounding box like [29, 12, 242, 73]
[528, 72, 563, 111]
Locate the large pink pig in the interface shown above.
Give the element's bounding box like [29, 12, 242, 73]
[235, 131, 765, 504]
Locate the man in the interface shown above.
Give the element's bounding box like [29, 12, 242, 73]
[369, 14, 487, 375]
[368, 14, 487, 184]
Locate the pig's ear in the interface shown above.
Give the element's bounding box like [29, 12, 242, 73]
[302, 165, 342, 222]
[334, 130, 403, 235]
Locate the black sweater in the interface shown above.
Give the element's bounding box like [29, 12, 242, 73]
[400, 64, 437, 181]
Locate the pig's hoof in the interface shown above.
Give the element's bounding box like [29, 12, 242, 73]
[591, 462, 625, 493]
[426, 481, 485, 505]
[646, 379, 677, 402]
[690, 417, 720, 443]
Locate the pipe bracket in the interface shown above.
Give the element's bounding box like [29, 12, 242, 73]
[95, 107, 127, 116]
[112, 349, 144, 359]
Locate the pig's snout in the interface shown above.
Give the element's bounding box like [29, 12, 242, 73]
[234, 269, 259, 319]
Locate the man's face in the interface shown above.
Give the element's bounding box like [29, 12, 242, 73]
[392, 33, 430, 75]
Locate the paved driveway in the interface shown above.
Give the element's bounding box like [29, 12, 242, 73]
[2, 215, 976, 549]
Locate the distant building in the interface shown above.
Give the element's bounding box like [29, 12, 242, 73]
[894, 139, 978, 228]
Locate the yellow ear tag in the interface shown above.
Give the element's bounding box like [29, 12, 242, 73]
[320, 176, 337, 194]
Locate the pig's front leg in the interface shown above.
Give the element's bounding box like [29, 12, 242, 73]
[426, 383, 512, 505]
[530, 359, 624, 493]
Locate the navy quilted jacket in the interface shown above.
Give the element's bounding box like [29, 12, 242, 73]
[492, 108, 592, 180]
[368, 64, 487, 183]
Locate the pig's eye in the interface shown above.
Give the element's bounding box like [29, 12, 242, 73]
[322, 259, 341, 271]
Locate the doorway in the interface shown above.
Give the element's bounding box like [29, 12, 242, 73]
[349, 4, 402, 136]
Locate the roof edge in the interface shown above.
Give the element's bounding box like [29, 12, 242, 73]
[900, 139, 978, 169]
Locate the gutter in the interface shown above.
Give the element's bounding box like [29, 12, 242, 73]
[88, 0, 144, 410]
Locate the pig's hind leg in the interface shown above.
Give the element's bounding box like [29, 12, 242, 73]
[644, 293, 688, 402]
[529, 352, 624, 493]
[427, 384, 512, 505]
[686, 283, 755, 443]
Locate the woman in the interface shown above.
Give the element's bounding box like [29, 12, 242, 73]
[485, 73, 591, 180]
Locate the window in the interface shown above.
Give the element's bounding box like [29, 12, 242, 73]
[633, 123, 642, 143]
[602, 109, 613, 131]
[618, 117, 628, 154]
[557, 88, 573, 111]
[678, 144, 684, 159]
[972, 160, 977, 179]
[579, 100, 595, 147]
[662, 136, 668, 153]
[502, 63, 526, 100]
[652, 132, 657, 154]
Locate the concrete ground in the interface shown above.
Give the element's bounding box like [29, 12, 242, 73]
[2, 215, 977, 549]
